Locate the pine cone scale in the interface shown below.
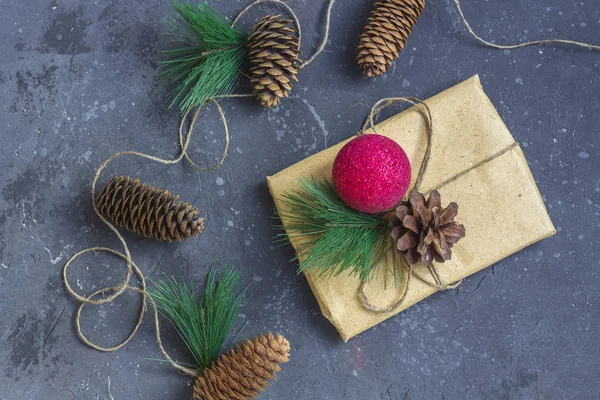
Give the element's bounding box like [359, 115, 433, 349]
[406, 249, 420, 265]
[443, 225, 466, 243]
[439, 202, 458, 224]
[397, 231, 418, 251]
[403, 215, 420, 233]
[431, 231, 450, 260]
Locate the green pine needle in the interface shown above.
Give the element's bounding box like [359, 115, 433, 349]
[274, 178, 401, 283]
[148, 266, 245, 370]
[160, 3, 248, 113]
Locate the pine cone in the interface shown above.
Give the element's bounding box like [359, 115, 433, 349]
[357, 0, 425, 78]
[192, 332, 290, 400]
[96, 176, 205, 242]
[390, 190, 465, 265]
[247, 15, 301, 108]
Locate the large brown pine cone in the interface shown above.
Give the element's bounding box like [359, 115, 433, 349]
[96, 176, 204, 242]
[192, 332, 290, 400]
[357, 0, 425, 77]
[247, 15, 301, 108]
[390, 190, 465, 265]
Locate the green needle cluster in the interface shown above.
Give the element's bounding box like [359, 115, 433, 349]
[160, 3, 248, 113]
[275, 179, 401, 283]
[149, 266, 245, 370]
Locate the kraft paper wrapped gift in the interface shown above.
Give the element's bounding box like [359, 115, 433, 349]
[267, 75, 556, 342]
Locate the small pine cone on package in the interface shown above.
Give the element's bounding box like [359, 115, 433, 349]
[390, 190, 465, 265]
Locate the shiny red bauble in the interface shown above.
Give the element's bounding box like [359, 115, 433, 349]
[332, 134, 411, 214]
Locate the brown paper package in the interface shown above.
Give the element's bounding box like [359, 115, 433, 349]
[267, 75, 556, 342]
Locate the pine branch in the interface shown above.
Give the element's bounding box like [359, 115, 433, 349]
[149, 266, 245, 370]
[274, 178, 401, 283]
[160, 3, 248, 113]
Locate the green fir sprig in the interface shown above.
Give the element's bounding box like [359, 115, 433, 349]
[160, 3, 248, 113]
[274, 178, 401, 283]
[148, 266, 245, 370]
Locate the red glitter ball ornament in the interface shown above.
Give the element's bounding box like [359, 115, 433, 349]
[332, 134, 411, 214]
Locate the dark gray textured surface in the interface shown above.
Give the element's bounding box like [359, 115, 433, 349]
[0, 0, 598, 399]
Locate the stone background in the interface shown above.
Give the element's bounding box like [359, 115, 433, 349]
[0, 0, 598, 399]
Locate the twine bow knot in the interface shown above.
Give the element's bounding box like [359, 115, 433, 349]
[358, 97, 516, 314]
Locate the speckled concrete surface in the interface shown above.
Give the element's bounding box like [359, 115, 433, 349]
[0, 1, 598, 399]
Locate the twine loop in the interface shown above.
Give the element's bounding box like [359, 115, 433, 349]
[358, 98, 459, 314]
[233, 0, 335, 69]
[63, 101, 229, 378]
[63, 0, 337, 377]
[358, 97, 516, 314]
[454, 0, 600, 52]
[63, 0, 599, 366]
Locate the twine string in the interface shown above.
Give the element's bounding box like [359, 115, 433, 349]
[178, 102, 231, 171]
[360, 264, 414, 314]
[71, 247, 199, 377]
[202, 0, 594, 175]
[299, 0, 335, 69]
[62, 101, 227, 377]
[63, 0, 337, 377]
[63, 0, 598, 365]
[431, 142, 519, 192]
[361, 97, 433, 192]
[232, 0, 335, 69]
[454, 0, 600, 51]
[358, 98, 516, 314]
